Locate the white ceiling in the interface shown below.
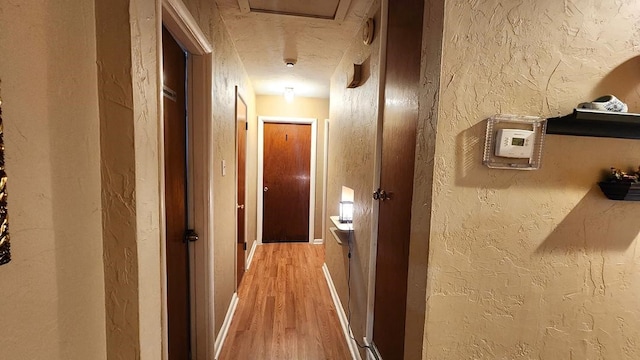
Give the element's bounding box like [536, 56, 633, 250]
[215, 0, 374, 98]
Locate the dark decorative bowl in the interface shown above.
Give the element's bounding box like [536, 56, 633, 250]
[598, 181, 640, 201]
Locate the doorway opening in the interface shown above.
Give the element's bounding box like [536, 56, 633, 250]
[257, 116, 318, 244]
[161, 0, 214, 359]
[162, 25, 191, 359]
[370, 0, 424, 358]
[235, 88, 248, 288]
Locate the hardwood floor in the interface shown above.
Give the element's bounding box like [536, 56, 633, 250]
[218, 243, 352, 360]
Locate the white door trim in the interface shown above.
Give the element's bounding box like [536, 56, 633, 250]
[163, 0, 212, 55]
[161, 1, 214, 360]
[321, 119, 330, 244]
[257, 116, 317, 244]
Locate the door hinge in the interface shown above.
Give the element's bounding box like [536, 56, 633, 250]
[185, 229, 199, 243]
[245, 122, 248, 130]
[243, 242, 247, 251]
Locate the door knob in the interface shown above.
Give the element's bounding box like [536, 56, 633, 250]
[264, 186, 269, 192]
[372, 188, 389, 201]
[237, 204, 245, 209]
[184, 229, 199, 243]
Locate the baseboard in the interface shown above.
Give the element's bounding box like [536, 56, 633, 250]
[246, 240, 257, 269]
[322, 263, 363, 360]
[214, 292, 239, 360]
[313, 238, 324, 245]
[363, 337, 381, 360]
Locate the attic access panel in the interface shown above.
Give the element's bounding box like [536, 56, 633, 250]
[247, 0, 345, 20]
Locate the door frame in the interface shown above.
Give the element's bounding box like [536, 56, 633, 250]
[235, 87, 248, 290]
[161, 1, 215, 360]
[321, 119, 330, 245]
[257, 116, 317, 244]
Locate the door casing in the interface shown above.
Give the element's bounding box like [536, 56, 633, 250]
[161, 1, 214, 359]
[257, 116, 317, 244]
[321, 119, 330, 246]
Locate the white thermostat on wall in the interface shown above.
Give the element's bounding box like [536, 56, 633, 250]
[494, 129, 535, 158]
[483, 114, 547, 170]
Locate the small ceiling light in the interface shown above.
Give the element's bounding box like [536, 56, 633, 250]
[284, 59, 296, 68]
[284, 87, 294, 102]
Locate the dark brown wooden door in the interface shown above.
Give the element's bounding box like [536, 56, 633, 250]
[372, 0, 424, 359]
[236, 92, 247, 287]
[162, 26, 191, 360]
[263, 123, 311, 243]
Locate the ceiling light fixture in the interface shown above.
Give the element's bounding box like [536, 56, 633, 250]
[284, 59, 296, 68]
[284, 87, 294, 102]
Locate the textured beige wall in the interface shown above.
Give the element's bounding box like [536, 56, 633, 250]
[405, 0, 445, 358]
[181, 0, 256, 336]
[95, 0, 163, 358]
[0, 1, 107, 359]
[256, 95, 329, 240]
[424, 0, 640, 358]
[326, 1, 381, 358]
[130, 2, 164, 357]
[210, 5, 256, 337]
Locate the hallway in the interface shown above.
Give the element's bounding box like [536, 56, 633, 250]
[218, 243, 352, 360]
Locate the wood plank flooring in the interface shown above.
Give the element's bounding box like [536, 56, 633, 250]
[218, 243, 352, 360]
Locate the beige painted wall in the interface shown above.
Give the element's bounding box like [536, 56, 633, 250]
[424, 0, 640, 358]
[0, 1, 107, 359]
[404, 0, 445, 358]
[95, 0, 165, 358]
[256, 95, 329, 240]
[326, 1, 381, 358]
[1, 0, 257, 357]
[181, 0, 257, 336]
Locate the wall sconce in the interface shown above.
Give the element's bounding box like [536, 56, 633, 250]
[339, 200, 353, 223]
[330, 186, 355, 242]
[284, 87, 294, 103]
[340, 186, 354, 224]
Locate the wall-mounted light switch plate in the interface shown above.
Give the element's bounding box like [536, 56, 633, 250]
[222, 160, 226, 176]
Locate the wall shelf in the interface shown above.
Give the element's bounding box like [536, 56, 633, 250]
[330, 215, 352, 231]
[329, 227, 343, 245]
[546, 109, 640, 139]
[329, 216, 351, 246]
[598, 181, 640, 201]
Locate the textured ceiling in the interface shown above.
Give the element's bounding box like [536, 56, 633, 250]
[215, 0, 374, 98]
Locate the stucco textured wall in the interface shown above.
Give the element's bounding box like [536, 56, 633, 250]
[405, 0, 445, 358]
[181, 0, 256, 336]
[95, 0, 163, 358]
[0, 1, 107, 359]
[256, 95, 329, 240]
[326, 1, 381, 358]
[425, 0, 640, 358]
